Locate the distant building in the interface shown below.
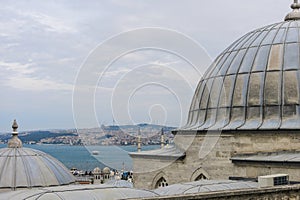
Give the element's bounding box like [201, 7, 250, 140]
[130, 2, 300, 189]
[93, 167, 102, 184]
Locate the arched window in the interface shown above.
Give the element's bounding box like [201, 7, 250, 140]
[190, 168, 210, 182]
[155, 177, 168, 188]
[195, 173, 207, 181]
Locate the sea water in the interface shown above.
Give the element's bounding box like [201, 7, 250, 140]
[0, 144, 159, 171]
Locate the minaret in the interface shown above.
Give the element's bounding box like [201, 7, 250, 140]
[137, 127, 141, 152]
[160, 128, 164, 149]
[7, 119, 22, 148]
[285, 0, 300, 21]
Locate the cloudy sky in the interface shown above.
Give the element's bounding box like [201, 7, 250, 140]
[0, 0, 292, 131]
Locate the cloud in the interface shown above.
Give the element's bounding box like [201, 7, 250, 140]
[0, 6, 77, 37]
[5, 75, 73, 91]
[0, 61, 35, 75]
[25, 12, 77, 34]
[0, 19, 27, 38]
[3, 43, 20, 49]
[101, 68, 131, 78]
[110, 0, 147, 9]
[0, 61, 72, 91]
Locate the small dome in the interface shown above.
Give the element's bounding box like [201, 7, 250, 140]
[186, 20, 300, 131]
[93, 167, 101, 174]
[0, 120, 75, 190]
[0, 148, 75, 189]
[0, 184, 158, 200]
[103, 167, 110, 174]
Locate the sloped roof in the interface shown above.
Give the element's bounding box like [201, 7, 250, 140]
[154, 180, 258, 196]
[231, 151, 300, 163]
[0, 184, 159, 200]
[129, 145, 185, 160]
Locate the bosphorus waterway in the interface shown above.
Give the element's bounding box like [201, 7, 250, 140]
[0, 144, 160, 171]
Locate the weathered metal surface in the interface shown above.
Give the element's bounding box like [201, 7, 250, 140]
[0, 184, 158, 200]
[185, 20, 300, 131]
[129, 145, 185, 159]
[0, 147, 75, 189]
[232, 152, 300, 163]
[154, 180, 258, 196]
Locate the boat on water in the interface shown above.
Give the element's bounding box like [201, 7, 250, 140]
[92, 151, 100, 155]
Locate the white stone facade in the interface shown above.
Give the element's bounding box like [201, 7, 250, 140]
[132, 130, 300, 189]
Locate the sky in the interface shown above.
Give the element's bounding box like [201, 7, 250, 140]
[0, 0, 292, 131]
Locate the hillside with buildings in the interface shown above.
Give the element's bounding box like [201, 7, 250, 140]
[0, 124, 175, 146]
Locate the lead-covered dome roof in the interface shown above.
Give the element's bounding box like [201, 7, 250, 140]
[185, 19, 300, 131]
[0, 148, 75, 189]
[0, 120, 75, 190]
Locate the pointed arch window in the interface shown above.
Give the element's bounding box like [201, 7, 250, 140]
[155, 177, 168, 188]
[195, 173, 207, 181]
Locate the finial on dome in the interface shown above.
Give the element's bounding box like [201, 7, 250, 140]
[12, 119, 18, 132]
[8, 119, 22, 148]
[285, 0, 300, 21]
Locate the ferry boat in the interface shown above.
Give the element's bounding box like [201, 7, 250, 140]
[92, 151, 100, 155]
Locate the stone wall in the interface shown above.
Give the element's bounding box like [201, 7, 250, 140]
[233, 163, 300, 182]
[131, 130, 300, 189]
[129, 184, 300, 200]
[132, 157, 187, 189]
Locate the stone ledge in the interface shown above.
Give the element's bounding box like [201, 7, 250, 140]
[128, 184, 300, 200]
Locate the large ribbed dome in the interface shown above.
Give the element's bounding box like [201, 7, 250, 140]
[185, 20, 300, 131]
